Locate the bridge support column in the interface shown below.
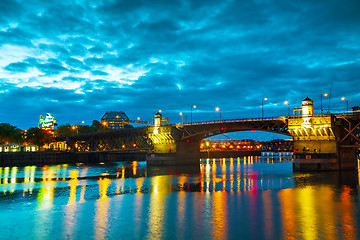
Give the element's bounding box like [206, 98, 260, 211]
[333, 120, 359, 170]
[175, 140, 201, 165]
[146, 139, 201, 166]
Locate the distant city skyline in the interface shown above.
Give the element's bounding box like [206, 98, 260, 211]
[1, 0, 359, 140]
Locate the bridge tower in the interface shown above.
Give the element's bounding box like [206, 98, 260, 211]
[289, 97, 360, 170]
[148, 112, 176, 154]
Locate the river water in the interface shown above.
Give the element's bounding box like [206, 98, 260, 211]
[0, 153, 359, 239]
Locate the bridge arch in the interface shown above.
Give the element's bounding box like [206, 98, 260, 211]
[174, 118, 290, 141]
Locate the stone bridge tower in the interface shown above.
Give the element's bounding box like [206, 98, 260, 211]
[147, 112, 176, 153]
[289, 97, 360, 170]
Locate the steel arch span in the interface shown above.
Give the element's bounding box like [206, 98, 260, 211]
[173, 117, 290, 141]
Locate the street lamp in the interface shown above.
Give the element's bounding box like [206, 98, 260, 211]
[72, 125, 78, 134]
[341, 97, 348, 113]
[179, 112, 183, 124]
[284, 101, 289, 117]
[262, 97, 268, 120]
[191, 105, 196, 124]
[321, 93, 328, 114]
[215, 107, 221, 121]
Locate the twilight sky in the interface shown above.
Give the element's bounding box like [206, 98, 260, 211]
[1, 0, 360, 139]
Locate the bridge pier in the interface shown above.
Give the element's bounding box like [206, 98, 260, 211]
[175, 139, 201, 164]
[147, 139, 201, 165]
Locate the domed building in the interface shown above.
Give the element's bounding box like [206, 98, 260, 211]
[101, 111, 130, 129]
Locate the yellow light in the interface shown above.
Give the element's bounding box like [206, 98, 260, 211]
[81, 121, 85, 124]
[284, 101, 289, 105]
[264, 97, 268, 101]
[137, 117, 140, 120]
[341, 97, 345, 101]
[193, 105, 196, 109]
[116, 115, 119, 118]
[215, 107, 220, 112]
[323, 93, 328, 97]
[102, 122, 107, 126]
[159, 109, 162, 113]
[179, 112, 183, 116]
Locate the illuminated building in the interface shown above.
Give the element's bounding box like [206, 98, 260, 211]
[0, 144, 37, 152]
[101, 111, 130, 129]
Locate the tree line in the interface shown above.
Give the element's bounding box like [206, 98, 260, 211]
[0, 120, 133, 148]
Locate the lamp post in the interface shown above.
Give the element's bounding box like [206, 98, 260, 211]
[179, 112, 183, 124]
[262, 97, 268, 120]
[72, 125, 78, 134]
[321, 93, 328, 114]
[215, 107, 221, 121]
[284, 101, 289, 117]
[191, 105, 196, 124]
[341, 97, 348, 113]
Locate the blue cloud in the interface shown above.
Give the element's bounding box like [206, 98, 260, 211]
[0, 0, 358, 140]
[5, 62, 30, 72]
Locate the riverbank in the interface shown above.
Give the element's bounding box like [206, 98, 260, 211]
[0, 151, 147, 166]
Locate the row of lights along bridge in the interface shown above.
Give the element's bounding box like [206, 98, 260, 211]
[69, 95, 352, 130]
[177, 94, 351, 124]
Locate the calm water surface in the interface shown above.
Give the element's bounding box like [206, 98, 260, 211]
[0, 154, 359, 239]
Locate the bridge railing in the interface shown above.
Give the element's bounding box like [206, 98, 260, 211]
[178, 116, 286, 126]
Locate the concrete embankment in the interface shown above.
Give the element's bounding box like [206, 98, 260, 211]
[0, 151, 147, 166]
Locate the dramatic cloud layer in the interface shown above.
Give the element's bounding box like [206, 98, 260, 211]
[0, 0, 359, 139]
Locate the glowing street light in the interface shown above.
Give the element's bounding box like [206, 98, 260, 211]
[321, 93, 328, 114]
[284, 101, 289, 117]
[179, 112, 183, 124]
[191, 105, 196, 124]
[262, 97, 268, 120]
[341, 97, 349, 112]
[215, 107, 221, 121]
[72, 125, 78, 134]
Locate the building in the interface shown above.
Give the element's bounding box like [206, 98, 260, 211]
[101, 111, 130, 129]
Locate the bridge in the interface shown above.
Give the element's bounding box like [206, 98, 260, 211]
[55, 117, 288, 152]
[55, 98, 360, 171]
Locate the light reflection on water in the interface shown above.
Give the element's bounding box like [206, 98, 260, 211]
[0, 154, 359, 239]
